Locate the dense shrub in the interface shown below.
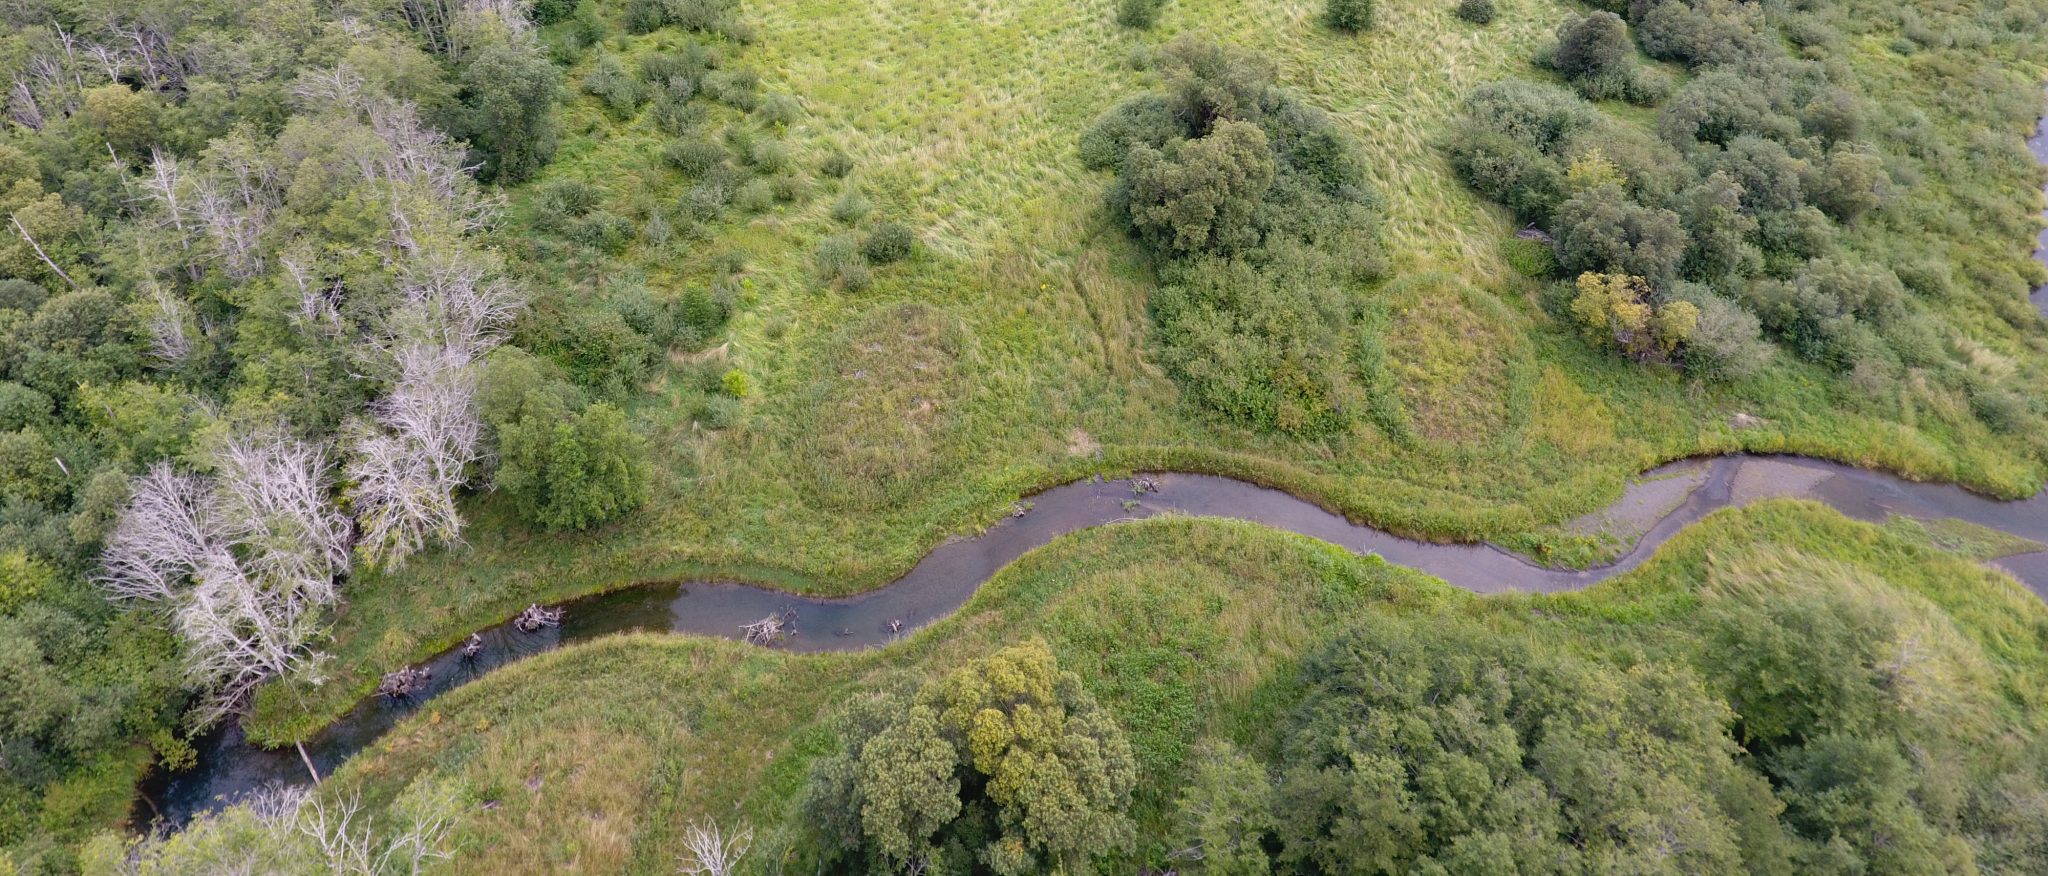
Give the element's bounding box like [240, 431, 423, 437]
[1551, 12, 1631, 80]
[1116, 0, 1165, 29]
[1658, 70, 1795, 147]
[1456, 0, 1496, 24]
[1552, 185, 1688, 280]
[1120, 120, 1277, 257]
[1324, 0, 1375, 32]
[1568, 272, 1698, 363]
[1085, 38, 1387, 434]
[861, 222, 916, 264]
[496, 400, 651, 531]
[1680, 292, 1773, 380]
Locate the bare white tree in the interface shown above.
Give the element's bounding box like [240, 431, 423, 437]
[678, 818, 753, 876]
[348, 247, 520, 569]
[391, 250, 522, 358]
[281, 253, 345, 337]
[99, 462, 217, 603]
[143, 283, 196, 366]
[124, 783, 460, 874]
[97, 430, 352, 725]
[211, 432, 352, 602]
[140, 148, 191, 245]
[189, 132, 280, 281]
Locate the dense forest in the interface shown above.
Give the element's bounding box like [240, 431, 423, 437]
[0, 0, 2046, 872]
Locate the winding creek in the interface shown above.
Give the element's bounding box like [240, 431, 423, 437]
[138, 106, 2048, 831]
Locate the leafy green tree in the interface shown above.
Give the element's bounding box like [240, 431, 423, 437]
[1274, 616, 1762, 875]
[0, 182, 91, 287]
[459, 34, 563, 182]
[1122, 120, 1276, 257]
[75, 85, 162, 159]
[1552, 185, 1689, 280]
[0, 429, 66, 506]
[495, 400, 651, 531]
[1699, 591, 1896, 752]
[800, 640, 1138, 874]
[1168, 739, 1276, 874]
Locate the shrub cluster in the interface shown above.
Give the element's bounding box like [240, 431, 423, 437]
[1445, 2, 2013, 406]
[1545, 12, 1669, 104]
[1163, 585, 2048, 875]
[624, 0, 752, 41]
[1083, 38, 1388, 435]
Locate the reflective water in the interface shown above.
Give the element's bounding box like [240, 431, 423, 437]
[144, 456, 2048, 826]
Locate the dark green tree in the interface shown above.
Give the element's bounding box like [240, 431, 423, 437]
[459, 35, 563, 182]
[1551, 12, 1632, 80]
[495, 400, 651, 530]
[1122, 120, 1276, 257]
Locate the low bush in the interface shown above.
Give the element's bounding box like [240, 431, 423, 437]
[662, 138, 726, 176]
[1456, 0, 1495, 24]
[733, 178, 775, 213]
[814, 235, 866, 287]
[1116, 0, 1164, 29]
[860, 222, 916, 264]
[820, 151, 855, 178]
[1324, 0, 1374, 32]
[830, 191, 872, 225]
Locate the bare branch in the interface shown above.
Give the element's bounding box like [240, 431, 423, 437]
[97, 462, 216, 602]
[9, 213, 79, 289]
[678, 818, 753, 876]
[143, 283, 195, 366]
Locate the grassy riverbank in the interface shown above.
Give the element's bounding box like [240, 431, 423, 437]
[283, 501, 2048, 872]
[246, 0, 2048, 744]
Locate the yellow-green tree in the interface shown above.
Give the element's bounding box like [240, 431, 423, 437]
[1570, 272, 1697, 363]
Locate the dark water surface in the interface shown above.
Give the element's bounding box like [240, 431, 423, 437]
[142, 97, 2048, 831]
[2032, 97, 2048, 317]
[145, 457, 2048, 826]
